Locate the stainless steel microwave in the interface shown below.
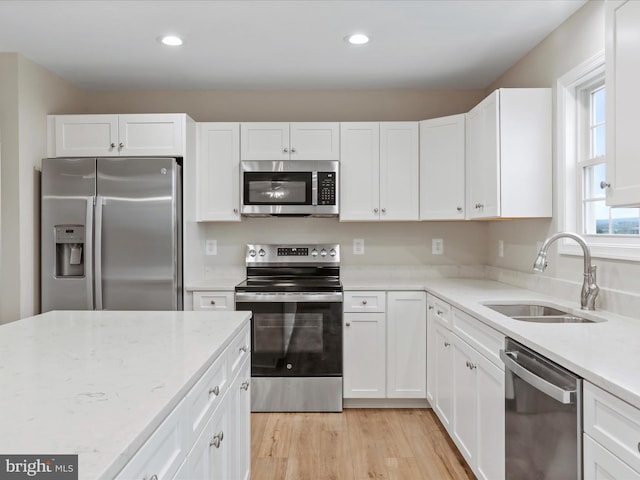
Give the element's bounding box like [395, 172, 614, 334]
[241, 160, 339, 217]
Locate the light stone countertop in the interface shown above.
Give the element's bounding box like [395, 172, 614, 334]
[0, 310, 250, 480]
[346, 276, 640, 411]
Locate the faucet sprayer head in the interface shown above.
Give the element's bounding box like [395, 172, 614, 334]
[533, 251, 547, 272]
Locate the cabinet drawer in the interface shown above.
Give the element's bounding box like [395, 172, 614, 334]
[452, 308, 504, 369]
[584, 433, 640, 480]
[115, 398, 186, 480]
[584, 382, 640, 473]
[429, 295, 452, 328]
[184, 350, 229, 443]
[344, 291, 386, 312]
[228, 323, 251, 377]
[193, 291, 234, 311]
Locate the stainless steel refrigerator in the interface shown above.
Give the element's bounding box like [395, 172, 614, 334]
[41, 157, 182, 312]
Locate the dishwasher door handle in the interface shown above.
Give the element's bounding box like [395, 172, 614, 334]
[500, 350, 577, 405]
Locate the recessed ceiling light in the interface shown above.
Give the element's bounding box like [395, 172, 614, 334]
[346, 33, 370, 45]
[160, 35, 183, 47]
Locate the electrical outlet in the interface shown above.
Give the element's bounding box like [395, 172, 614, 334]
[498, 240, 504, 257]
[353, 238, 365, 255]
[432, 238, 444, 255]
[205, 239, 217, 256]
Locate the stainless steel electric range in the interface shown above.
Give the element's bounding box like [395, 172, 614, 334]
[235, 244, 343, 412]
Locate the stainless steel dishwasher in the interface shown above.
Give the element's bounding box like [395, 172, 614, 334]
[500, 338, 582, 480]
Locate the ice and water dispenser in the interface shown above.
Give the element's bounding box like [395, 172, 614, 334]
[54, 225, 85, 277]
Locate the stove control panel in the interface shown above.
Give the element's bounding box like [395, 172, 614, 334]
[246, 244, 340, 265]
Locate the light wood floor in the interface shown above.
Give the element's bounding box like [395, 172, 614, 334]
[251, 408, 475, 480]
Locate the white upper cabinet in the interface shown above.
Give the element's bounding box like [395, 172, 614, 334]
[465, 89, 552, 219]
[604, 0, 640, 207]
[196, 123, 241, 222]
[52, 114, 186, 157]
[240, 122, 339, 161]
[419, 114, 466, 220]
[340, 122, 419, 221]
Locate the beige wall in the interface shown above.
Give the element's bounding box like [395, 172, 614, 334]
[485, 1, 640, 296]
[0, 54, 84, 323]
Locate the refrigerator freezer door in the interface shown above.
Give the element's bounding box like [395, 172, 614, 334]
[41, 158, 96, 312]
[96, 157, 181, 310]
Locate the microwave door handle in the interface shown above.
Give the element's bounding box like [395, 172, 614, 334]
[312, 171, 318, 206]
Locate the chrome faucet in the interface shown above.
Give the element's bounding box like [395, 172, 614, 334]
[533, 232, 599, 310]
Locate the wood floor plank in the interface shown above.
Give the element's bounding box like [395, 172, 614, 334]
[251, 408, 476, 480]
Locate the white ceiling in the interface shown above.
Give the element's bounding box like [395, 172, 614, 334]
[0, 0, 587, 91]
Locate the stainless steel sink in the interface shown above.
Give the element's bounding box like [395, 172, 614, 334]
[484, 303, 597, 323]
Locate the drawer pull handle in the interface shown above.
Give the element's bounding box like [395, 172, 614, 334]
[437, 310, 444, 316]
[362, 300, 368, 305]
[345, 322, 351, 327]
[239, 345, 248, 353]
[428, 305, 434, 310]
[444, 341, 450, 347]
[210, 431, 224, 448]
[209, 385, 220, 396]
[210, 300, 216, 305]
[241, 380, 250, 391]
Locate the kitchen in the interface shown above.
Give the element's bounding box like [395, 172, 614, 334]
[2, 0, 640, 479]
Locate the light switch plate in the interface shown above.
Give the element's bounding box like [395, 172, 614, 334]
[205, 239, 217, 256]
[353, 238, 365, 255]
[432, 238, 444, 255]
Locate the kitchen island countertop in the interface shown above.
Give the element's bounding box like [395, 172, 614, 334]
[0, 310, 250, 479]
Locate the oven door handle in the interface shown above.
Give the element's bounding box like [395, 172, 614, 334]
[500, 350, 577, 405]
[235, 292, 342, 303]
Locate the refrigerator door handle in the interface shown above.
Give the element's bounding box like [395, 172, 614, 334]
[95, 195, 104, 310]
[85, 197, 95, 310]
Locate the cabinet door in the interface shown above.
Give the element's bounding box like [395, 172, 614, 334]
[229, 359, 251, 480]
[466, 91, 500, 219]
[119, 114, 184, 156]
[475, 350, 505, 480]
[343, 312, 386, 398]
[54, 114, 119, 157]
[433, 323, 453, 431]
[386, 291, 426, 398]
[451, 335, 476, 467]
[240, 123, 290, 160]
[584, 434, 640, 480]
[419, 115, 466, 220]
[605, 0, 640, 207]
[380, 122, 419, 221]
[339, 123, 380, 221]
[290, 122, 340, 160]
[196, 123, 241, 221]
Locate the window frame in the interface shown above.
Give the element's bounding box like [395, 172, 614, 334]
[557, 52, 640, 261]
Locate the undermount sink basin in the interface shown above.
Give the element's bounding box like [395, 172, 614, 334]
[484, 303, 597, 324]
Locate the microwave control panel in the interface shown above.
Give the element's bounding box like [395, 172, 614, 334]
[318, 172, 336, 205]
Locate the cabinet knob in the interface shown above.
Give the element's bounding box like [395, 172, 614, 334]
[444, 341, 450, 347]
[110, 143, 116, 148]
[239, 345, 248, 353]
[466, 360, 470, 368]
[283, 147, 289, 153]
[209, 385, 220, 396]
[637, 442, 640, 453]
[210, 432, 224, 448]
[437, 310, 444, 316]
[457, 207, 463, 212]
[381, 208, 386, 214]
[119, 142, 124, 148]
[233, 208, 238, 214]
[600, 181, 611, 189]
[373, 208, 379, 214]
[346, 322, 351, 327]
[241, 380, 250, 391]
[210, 300, 216, 305]
[362, 299, 368, 305]
[470, 363, 476, 370]
[291, 147, 296, 153]
[428, 305, 434, 310]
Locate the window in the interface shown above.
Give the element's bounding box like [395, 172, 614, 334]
[558, 53, 640, 261]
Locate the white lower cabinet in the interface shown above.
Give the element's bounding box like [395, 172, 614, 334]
[192, 291, 235, 311]
[343, 290, 426, 400]
[583, 381, 640, 479]
[116, 323, 251, 480]
[427, 294, 505, 480]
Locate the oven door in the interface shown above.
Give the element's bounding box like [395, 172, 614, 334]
[235, 292, 342, 377]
